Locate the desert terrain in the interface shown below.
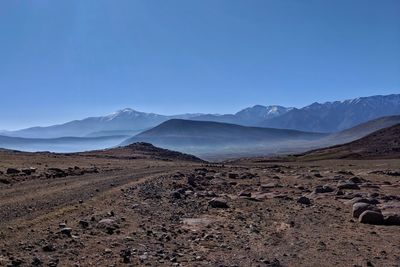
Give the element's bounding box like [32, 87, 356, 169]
[0, 142, 399, 267]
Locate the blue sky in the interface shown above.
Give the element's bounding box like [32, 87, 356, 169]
[0, 0, 399, 129]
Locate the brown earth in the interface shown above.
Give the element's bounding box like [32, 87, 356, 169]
[0, 144, 400, 267]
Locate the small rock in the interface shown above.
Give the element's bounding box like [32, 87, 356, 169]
[170, 190, 182, 199]
[238, 191, 251, 197]
[6, 168, 20, 175]
[209, 198, 229, 209]
[42, 244, 56, 252]
[337, 181, 360, 190]
[79, 220, 89, 228]
[60, 227, 72, 236]
[139, 253, 148, 261]
[120, 248, 131, 263]
[349, 176, 365, 184]
[31, 257, 42, 266]
[297, 196, 311, 205]
[97, 218, 119, 234]
[228, 173, 239, 179]
[314, 185, 334, 194]
[22, 167, 37, 175]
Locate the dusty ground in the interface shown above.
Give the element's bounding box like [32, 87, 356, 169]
[0, 145, 399, 267]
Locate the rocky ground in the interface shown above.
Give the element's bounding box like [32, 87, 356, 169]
[0, 146, 399, 266]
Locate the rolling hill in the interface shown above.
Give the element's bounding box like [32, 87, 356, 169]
[121, 119, 328, 158]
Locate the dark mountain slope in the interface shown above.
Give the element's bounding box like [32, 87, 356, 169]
[297, 123, 400, 160]
[321, 115, 400, 145]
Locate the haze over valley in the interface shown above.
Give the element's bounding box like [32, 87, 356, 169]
[1, 94, 400, 159]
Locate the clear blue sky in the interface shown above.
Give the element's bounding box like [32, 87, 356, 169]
[0, 0, 399, 130]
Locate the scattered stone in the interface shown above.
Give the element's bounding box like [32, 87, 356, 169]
[60, 227, 72, 236]
[139, 253, 148, 261]
[97, 218, 119, 234]
[31, 257, 42, 266]
[314, 185, 334, 194]
[337, 181, 360, 190]
[297, 196, 311, 205]
[170, 190, 183, 199]
[238, 191, 251, 197]
[209, 198, 229, 208]
[187, 175, 197, 187]
[0, 178, 10, 184]
[79, 220, 89, 228]
[21, 167, 36, 175]
[349, 176, 365, 184]
[120, 248, 131, 263]
[42, 244, 56, 252]
[228, 173, 239, 179]
[6, 168, 20, 175]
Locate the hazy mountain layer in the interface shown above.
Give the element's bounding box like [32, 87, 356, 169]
[0, 135, 128, 153]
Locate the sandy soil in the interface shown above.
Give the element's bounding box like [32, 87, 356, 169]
[0, 147, 399, 267]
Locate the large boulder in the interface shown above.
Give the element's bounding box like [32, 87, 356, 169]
[384, 214, 400, 225]
[352, 203, 379, 218]
[359, 210, 384, 225]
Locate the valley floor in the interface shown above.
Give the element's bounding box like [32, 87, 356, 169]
[0, 149, 399, 267]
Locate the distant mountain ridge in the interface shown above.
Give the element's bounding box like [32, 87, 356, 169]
[191, 105, 293, 126]
[3, 93, 400, 138]
[260, 94, 400, 132]
[3, 105, 294, 138]
[6, 108, 199, 138]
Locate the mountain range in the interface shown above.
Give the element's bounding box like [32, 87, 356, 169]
[4, 109, 199, 138]
[4, 94, 400, 139]
[260, 94, 400, 132]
